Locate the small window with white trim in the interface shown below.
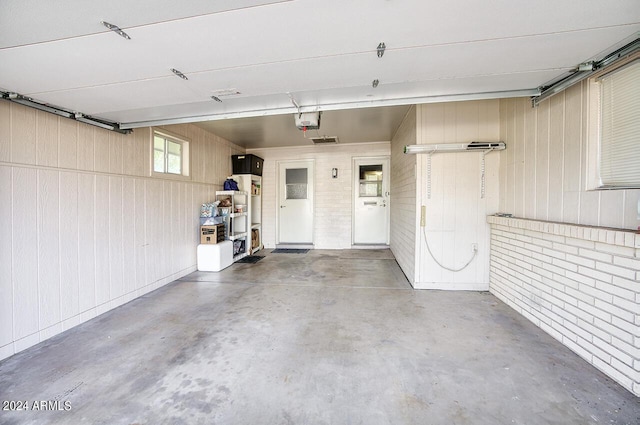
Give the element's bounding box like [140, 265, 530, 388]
[152, 130, 190, 178]
[588, 59, 640, 189]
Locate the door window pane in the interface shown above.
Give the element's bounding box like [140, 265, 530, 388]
[286, 168, 307, 199]
[359, 165, 383, 197]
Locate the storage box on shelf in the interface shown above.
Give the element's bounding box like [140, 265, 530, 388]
[200, 224, 225, 244]
[231, 174, 263, 255]
[215, 190, 249, 261]
[232, 154, 264, 176]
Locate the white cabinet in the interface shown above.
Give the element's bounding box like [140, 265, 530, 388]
[215, 190, 249, 261]
[231, 174, 262, 254]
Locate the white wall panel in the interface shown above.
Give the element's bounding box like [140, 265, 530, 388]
[77, 125, 95, 172]
[94, 175, 111, 305]
[0, 98, 245, 362]
[59, 119, 77, 170]
[109, 177, 124, 299]
[37, 169, 61, 329]
[415, 100, 500, 290]
[0, 166, 13, 348]
[94, 129, 110, 173]
[12, 167, 39, 339]
[60, 171, 80, 319]
[0, 100, 10, 162]
[499, 83, 640, 230]
[11, 104, 36, 165]
[36, 111, 58, 167]
[122, 178, 136, 295]
[78, 173, 96, 311]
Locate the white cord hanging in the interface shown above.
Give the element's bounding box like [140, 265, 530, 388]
[422, 227, 477, 272]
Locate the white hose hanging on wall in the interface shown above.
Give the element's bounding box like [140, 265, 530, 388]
[422, 227, 478, 272]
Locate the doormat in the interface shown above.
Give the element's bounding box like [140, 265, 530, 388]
[271, 249, 309, 254]
[236, 256, 265, 264]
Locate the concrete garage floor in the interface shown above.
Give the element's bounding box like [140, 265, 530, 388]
[0, 250, 638, 424]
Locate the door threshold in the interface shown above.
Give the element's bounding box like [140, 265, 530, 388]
[276, 244, 314, 250]
[351, 244, 390, 250]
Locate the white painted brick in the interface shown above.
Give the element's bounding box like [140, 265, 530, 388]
[552, 258, 579, 273]
[611, 316, 639, 338]
[594, 337, 635, 366]
[578, 266, 613, 283]
[635, 234, 640, 249]
[542, 262, 567, 276]
[578, 247, 613, 263]
[559, 315, 591, 340]
[594, 299, 635, 323]
[611, 276, 639, 294]
[542, 247, 567, 260]
[565, 236, 596, 250]
[623, 232, 635, 248]
[543, 232, 565, 244]
[635, 248, 640, 259]
[595, 242, 636, 258]
[551, 273, 580, 291]
[551, 242, 579, 255]
[593, 357, 633, 392]
[566, 287, 596, 306]
[593, 317, 634, 345]
[578, 318, 612, 344]
[596, 261, 636, 280]
[565, 253, 595, 268]
[565, 270, 596, 287]
[595, 280, 636, 302]
[578, 301, 611, 322]
[613, 255, 640, 270]
[551, 287, 579, 307]
[579, 283, 614, 304]
[584, 337, 613, 364]
[530, 237, 553, 249]
[610, 296, 639, 317]
[562, 338, 593, 363]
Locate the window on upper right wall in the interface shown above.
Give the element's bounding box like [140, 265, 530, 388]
[588, 59, 640, 189]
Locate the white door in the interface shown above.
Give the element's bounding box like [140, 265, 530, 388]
[353, 157, 390, 245]
[278, 160, 314, 244]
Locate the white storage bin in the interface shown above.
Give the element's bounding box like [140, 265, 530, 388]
[197, 241, 233, 272]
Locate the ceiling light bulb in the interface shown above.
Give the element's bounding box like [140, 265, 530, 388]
[372, 79, 379, 88]
[377, 42, 386, 58]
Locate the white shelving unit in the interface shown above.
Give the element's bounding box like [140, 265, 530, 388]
[231, 174, 263, 255]
[215, 190, 249, 261]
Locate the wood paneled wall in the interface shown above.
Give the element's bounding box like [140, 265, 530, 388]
[499, 83, 640, 230]
[0, 99, 243, 360]
[415, 100, 501, 290]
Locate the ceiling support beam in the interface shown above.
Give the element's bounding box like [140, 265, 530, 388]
[120, 88, 539, 129]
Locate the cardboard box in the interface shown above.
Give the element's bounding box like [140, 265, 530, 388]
[200, 224, 225, 244]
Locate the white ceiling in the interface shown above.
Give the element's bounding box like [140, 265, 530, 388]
[1, 0, 639, 148]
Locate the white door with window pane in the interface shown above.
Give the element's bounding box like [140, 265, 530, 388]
[278, 160, 314, 244]
[353, 157, 390, 245]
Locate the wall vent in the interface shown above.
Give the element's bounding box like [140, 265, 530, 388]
[310, 136, 339, 144]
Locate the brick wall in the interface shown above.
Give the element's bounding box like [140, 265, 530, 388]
[488, 215, 640, 396]
[390, 107, 417, 283]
